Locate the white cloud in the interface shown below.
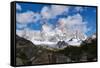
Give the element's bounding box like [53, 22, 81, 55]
[42, 24, 52, 32]
[51, 5, 69, 17]
[16, 28, 34, 40]
[16, 5, 69, 24]
[16, 29, 24, 37]
[58, 13, 89, 33]
[66, 13, 83, 25]
[75, 7, 83, 12]
[41, 5, 70, 19]
[41, 6, 51, 19]
[16, 4, 21, 11]
[16, 11, 40, 23]
[58, 13, 83, 29]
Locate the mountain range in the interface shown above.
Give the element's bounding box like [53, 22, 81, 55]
[16, 27, 90, 49]
[16, 32, 97, 65]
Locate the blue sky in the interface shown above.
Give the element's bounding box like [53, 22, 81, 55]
[16, 3, 97, 36]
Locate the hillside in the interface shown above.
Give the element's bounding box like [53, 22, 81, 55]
[16, 34, 97, 66]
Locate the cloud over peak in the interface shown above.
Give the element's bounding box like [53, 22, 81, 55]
[57, 13, 88, 34]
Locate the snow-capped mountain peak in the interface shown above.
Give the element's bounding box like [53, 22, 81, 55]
[16, 27, 88, 49]
[91, 33, 96, 39]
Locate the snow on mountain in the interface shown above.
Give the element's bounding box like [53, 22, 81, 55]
[67, 38, 82, 46]
[31, 40, 57, 48]
[16, 24, 87, 48]
[91, 33, 96, 39]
